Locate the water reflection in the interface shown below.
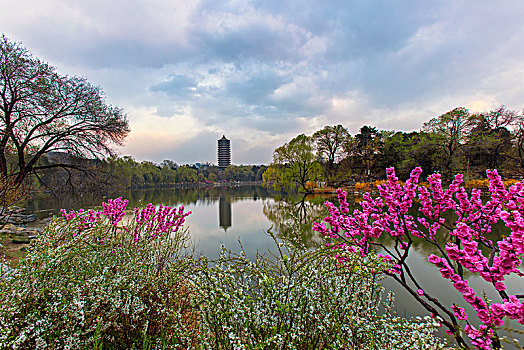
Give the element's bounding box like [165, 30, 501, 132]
[263, 194, 327, 247]
[219, 197, 232, 231]
[25, 185, 282, 217]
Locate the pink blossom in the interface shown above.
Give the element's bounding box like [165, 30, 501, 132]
[313, 167, 524, 349]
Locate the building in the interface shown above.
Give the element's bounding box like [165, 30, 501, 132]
[217, 135, 231, 168]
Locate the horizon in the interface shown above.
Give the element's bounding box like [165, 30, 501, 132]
[2, 1, 524, 164]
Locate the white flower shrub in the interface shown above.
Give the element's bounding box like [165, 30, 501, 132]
[0, 205, 445, 349]
[191, 236, 445, 349]
[0, 211, 197, 349]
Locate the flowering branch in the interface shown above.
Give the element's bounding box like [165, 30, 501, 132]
[314, 167, 524, 349]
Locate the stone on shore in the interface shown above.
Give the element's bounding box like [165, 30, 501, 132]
[0, 213, 38, 224]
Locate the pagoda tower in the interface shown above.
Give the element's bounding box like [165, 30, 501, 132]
[217, 135, 231, 168]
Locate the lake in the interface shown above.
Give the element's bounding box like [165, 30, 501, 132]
[26, 184, 523, 346]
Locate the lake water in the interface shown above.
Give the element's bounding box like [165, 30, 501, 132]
[26, 185, 523, 346]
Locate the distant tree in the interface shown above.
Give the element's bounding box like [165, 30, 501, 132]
[313, 125, 349, 185]
[175, 165, 198, 183]
[376, 131, 440, 180]
[465, 115, 512, 175]
[224, 165, 255, 182]
[99, 156, 136, 188]
[208, 172, 218, 182]
[266, 134, 321, 193]
[513, 116, 524, 174]
[472, 106, 524, 175]
[255, 165, 267, 181]
[481, 105, 520, 129]
[353, 125, 381, 177]
[422, 107, 475, 176]
[160, 160, 178, 170]
[0, 36, 129, 186]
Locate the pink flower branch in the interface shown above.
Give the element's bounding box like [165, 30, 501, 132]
[314, 167, 524, 349]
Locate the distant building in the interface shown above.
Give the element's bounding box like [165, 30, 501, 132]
[218, 135, 231, 168]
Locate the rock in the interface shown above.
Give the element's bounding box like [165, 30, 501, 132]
[0, 223, 41, 238]
[0, 213, 38, 224]
[0, 206, 25, 214]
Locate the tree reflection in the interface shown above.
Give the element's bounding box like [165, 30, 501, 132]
[26, 185, 282, 217]
[263, 194, 328, 247]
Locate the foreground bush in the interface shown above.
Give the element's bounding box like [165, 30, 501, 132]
[191, 236, 444, 349]
[0, 197, 444, 349]
[0, 198, 196, 349]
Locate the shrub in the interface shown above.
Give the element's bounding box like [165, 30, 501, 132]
[0, 199, 196, 349]
[0, 196, 445, 349]
[191, 235, 444, 349]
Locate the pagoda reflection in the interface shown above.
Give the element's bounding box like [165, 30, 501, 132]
[219, 196, 232, 231]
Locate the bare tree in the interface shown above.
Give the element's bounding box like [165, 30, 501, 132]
[0, 35, 129, 186]
[312, 125, 349, 185]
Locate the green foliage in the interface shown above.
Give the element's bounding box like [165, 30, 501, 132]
[266, 134, 322, 192]
[0, 213, 196, 349]
[422, 107, 476, 176]
[96, 158, 266, 189]
[271, 105, 524, 184]
[191, 236, 444, 349]
[376, 131, 440, 180]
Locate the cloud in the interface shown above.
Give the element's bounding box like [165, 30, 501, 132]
[2, 0, 524, 163]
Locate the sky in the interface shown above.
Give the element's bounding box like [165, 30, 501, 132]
[1, 0, 524, 165]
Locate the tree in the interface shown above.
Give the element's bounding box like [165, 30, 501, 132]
[352, 125, 381, 177]
[376, 131, 440, 180]
[513, 116, 524, 174]
[175, 165, 198, 183]
[422, 107, 475, 177]
[0, 36, 129, 186]
[472, 106, 524, 175]
[266, 134, 321, 193]
[312, 125, 349, 185]
[465, 116, 512, 175]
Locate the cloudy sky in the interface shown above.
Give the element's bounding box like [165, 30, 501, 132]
[2, 0, 524, 164]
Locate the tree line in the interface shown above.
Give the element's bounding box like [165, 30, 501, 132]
[97, 158, 267, 188]
[38, 155, 267, 192]
[265, 106, 524, 192]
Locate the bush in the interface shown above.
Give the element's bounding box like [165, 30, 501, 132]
[191, 235, 444, 349]
[0, 197, 445, 349]
[0, 199, 196, 349]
